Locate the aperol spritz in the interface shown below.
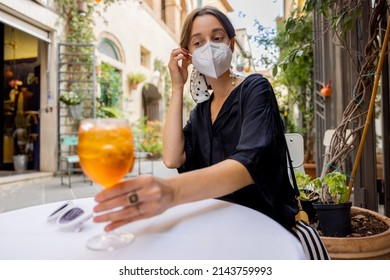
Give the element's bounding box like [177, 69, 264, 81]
[78, 118, 135, 251]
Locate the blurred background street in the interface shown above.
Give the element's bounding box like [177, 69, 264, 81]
[0, 159, 178, 213]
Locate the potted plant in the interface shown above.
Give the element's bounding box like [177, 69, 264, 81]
[127, 72, 146, 90]
[59, 90, 83, 120]
[132, 117, 163, 159]
[294, 170, 319, 222]
[13, 109, 37, 172]
[281, 0, 390, 259]
[311, 172, 352, 237]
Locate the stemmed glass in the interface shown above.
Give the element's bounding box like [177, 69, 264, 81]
[78, 118, 135, 251]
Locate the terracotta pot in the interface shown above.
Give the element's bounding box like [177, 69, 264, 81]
[130, 83, 138, 90]
[321, 206, 390, 259]
[303, 162, 316, 179]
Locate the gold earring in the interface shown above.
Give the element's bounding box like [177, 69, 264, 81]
[229, 66, 236, 86]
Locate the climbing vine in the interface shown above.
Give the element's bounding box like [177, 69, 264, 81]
[57, 0, 123, 43]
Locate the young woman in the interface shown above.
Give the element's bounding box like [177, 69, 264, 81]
[92, 6, 298, 233]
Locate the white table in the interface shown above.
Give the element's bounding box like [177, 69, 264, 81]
[0, 198, 305, 260]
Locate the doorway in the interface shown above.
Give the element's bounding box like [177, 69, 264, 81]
[1, 23, 41, 173]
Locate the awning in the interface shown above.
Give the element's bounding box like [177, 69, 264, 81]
[142, 84, 161, 101]
[0, 10, 51, 42]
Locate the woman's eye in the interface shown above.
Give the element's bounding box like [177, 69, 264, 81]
[193, 41, 205, 48]
[213, 37, 223, 41]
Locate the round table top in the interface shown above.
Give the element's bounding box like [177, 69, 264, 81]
[0, 197, 305, 260]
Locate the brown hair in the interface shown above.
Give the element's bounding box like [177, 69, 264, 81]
[179, 6, 236, 49]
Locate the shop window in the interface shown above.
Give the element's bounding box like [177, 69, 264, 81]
[140, 46, 151, 69]
[2, 25, 40, 170]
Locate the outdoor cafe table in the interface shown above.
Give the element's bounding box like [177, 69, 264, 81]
[0, 198, 306, 259]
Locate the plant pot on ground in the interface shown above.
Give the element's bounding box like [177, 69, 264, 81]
[13, 154, 28, 172]
[321, 206, 390, 259]
[294, 170, 320, 222]
[311, 172, 352, 237]
[303, 162, 316, 179]
[313, 201, 352, 237]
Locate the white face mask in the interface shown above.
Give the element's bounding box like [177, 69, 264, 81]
[191, 41, 232, 79]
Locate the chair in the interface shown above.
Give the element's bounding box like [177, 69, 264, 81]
[130, 136, 154, 176]
[285, 133, 305, 172]
[60, 136, 90, 188]
[135, 151, 154, 175]
[322, 129, 352, 175]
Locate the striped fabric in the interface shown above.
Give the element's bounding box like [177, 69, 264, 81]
[284, 133, 330, 260]
[292, 220, 330, 260]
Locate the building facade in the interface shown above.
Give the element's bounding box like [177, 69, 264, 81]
[1, 0, 251, 183]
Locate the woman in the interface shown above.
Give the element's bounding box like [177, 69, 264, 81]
[93, 6, 298, 232]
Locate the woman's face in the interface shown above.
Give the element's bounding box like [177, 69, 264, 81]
[188, 14, 230, 54]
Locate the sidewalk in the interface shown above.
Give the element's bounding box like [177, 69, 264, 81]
[0, 159, 178, 214]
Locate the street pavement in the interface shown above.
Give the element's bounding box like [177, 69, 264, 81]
[0, 159, 178, 214]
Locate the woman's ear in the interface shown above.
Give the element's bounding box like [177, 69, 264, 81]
[229, 38, 235, 52]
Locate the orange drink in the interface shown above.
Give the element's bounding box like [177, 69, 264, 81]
[78, 119, 134, 189]
[77, 118, 136, 251]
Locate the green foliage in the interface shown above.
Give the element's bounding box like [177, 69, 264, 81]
[312, 172, 349, 204]
[154, 58, 174, 116]
[96, 106, 124, 118]
[132, 118, 163, 158]
[294, 170, 319, 201]
[295, 170, 312, 190]
[57, 0, 123, 43]
[59, 90, 82, 105]
[127, 72, 146, 84]
[277, 0, 364, 68]
[324, 172, 349, 204]
[303, 0, 363, 36]
[97, 63, 123, 118]
[273, 11, 315, 162]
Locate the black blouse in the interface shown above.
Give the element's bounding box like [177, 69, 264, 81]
[178, 74, 298, 229]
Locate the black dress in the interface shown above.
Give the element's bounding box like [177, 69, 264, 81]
[178, 74, 298, 229]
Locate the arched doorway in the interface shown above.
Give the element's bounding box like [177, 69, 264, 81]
[142, 83, 162, 121]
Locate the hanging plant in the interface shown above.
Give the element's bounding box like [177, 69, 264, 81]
[127, 72, 146, 89]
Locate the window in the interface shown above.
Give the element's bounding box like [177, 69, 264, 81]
[161, 0, 166, 23]
[98, 39, 120, 61]
[140, 46, 151, 68]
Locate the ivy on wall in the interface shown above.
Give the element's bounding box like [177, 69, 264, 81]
[57, 0, 123, 43]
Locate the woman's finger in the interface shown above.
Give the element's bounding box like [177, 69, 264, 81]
[93, 180, 162, 213]
[95, 201, 163, 231]
[170, 48, 189, 58]
[94, 175, 154, 203]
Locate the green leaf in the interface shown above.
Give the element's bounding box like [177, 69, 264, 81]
[285, 18, 296, 33]
[272, 65, 278, 77]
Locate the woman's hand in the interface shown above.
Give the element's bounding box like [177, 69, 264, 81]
[168, 48, 191, 90]
[93, 175, 175, 232]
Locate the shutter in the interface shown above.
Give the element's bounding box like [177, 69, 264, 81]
[0, 10, 51, 42]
